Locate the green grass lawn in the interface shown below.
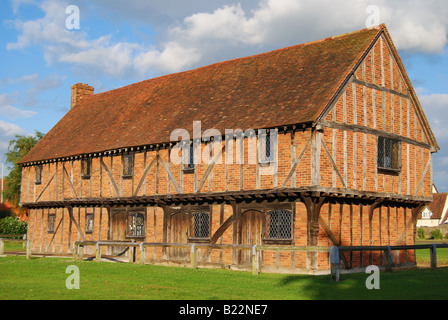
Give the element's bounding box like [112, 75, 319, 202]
[415, 240, 448, 266]
[416, 247, 448, 266]
[1, 255, 448, 301]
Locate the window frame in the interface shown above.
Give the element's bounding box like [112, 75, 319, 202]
[258, 129, 277, 166]
[377, 136, 401, 174]
[85, 213, 94, 234]
[239, 203, 294, 245]
[264, 209, 293, 242]
[35, 164, 43, 185]
[189, 211, 211, 242]
[81, 158, 92, 179]
[182, 142, 195, 174]
[127, 211, 145, 238]
[47, 213, 56, 233]
[122, 154, 134, 179]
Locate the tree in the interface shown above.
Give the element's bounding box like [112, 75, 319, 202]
[3, 131, 45, 209]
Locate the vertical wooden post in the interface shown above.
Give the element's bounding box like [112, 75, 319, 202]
[129, 244, 135, 263]
[311, 129, 322, 186]
[95, 243, 101, 262]
[79, 245, 84, 261]
[252, 245, 259, 275]
[26, 239, 31, 260]
[190, 244, 197, 269]
[0, 239, 4, 255]
[140, 243, 146, 265]
[384, 246, 392, 273]
[302, 194, 325, 271]
[72, 243, 77, 261]
[369, 200, 382, 265]
[330, 246, 340, 281]
[430, 244, 437, 271]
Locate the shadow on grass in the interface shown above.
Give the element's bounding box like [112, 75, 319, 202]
[276, 266, 448, 300]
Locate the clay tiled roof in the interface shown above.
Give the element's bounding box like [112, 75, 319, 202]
[423, 193, 448, 220]
[19, 25, 385, 164]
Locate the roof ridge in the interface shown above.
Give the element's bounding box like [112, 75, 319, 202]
[84, 24, 387, 102]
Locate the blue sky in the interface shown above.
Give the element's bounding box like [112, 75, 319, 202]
[1, 0, 448, 191]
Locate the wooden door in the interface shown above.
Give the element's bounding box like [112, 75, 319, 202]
[240, 210, 264, 265]
[169, 212, 190, 260]
[110, 211, 127, 255]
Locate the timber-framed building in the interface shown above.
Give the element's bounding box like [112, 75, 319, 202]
[18, 25, 439, 273]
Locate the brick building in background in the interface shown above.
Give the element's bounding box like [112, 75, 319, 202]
[17, 25, 439, 274]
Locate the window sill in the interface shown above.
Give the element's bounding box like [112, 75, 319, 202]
[263, 239, 293, 245]
[377, 167, 401, 176]
[183, 168, 195, 174]
[188, 238, 210, 244]
[125, 236, 146, 239]
[122, 175, 133, 180]
[258, 162, 274, 167]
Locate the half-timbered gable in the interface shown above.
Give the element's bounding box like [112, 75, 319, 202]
[18, 25, 439, 273]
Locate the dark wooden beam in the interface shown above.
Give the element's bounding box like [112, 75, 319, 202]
[320, 120, 432, 150]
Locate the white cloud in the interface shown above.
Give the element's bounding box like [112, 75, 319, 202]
[133, 41, 201, 75]
[420, 94, 448, 142]
[170, 0, 448, 53]
[6, 0, 204, 78]
[0, 120, 27, 143]
[0, 73, 64, 110]
[0, 105, 37, 120]
[419, 93, 448, 192]
[8, 0, 448, 80]
[58, 37, 139, 77]
[1, 73, 64, 90]
[376, 0, 448, 53]
[0, 94, 37, 120]
[0, 120, 29, 170]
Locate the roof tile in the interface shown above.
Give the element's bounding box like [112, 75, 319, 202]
[19, 26, 383, 164]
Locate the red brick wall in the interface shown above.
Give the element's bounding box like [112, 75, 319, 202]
[323, 34, 433, 197]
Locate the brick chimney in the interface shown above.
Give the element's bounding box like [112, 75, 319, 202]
[71, 83, 94, 108]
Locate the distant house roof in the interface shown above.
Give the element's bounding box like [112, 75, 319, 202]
[17, 24, 437, 165]
[421, 193, 448, 222]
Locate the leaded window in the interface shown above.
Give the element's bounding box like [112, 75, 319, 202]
[48, 214, 56, 233]
[265, 210, 292, 240]
[85, 213, 94, 234]
[128, 212, 145, 237]
[81, 158, 91, 179]
[183, 143, 195, 171]
[191, 212, 210, 239]
[377, 137, 400, 172]
[259, 129, 276, 165]
[122, 154, 134, 177]
[35, 165, 42, 184]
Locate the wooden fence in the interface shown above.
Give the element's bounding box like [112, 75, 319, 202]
[0, 234, 31, 259]
[72, 240, 330, 275]
[2, 237, 447, 279]
[71, 240, 448, 277]
[330, 244, 448, 281]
